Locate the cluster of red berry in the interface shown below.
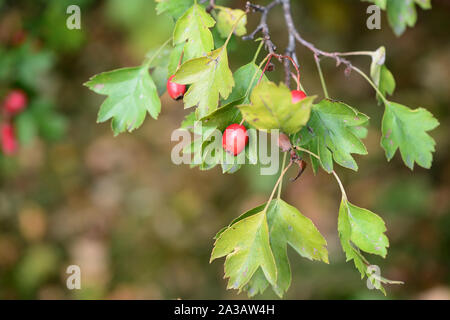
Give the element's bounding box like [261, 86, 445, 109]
[1, 89, 28, 155]
[167, 75, 307, 157]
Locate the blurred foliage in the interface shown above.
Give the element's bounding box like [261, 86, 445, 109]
[0, 0, 449, 300]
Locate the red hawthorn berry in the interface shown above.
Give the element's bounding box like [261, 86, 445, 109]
[167, 75, 186, 100]
[1, 123, 17, 155]
[3, 89, 28, 115]
[291, 90, 307, 104]
[222, 124, 249, 156]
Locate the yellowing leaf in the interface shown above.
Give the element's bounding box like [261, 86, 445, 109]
[216, 8, 247, 38]
[265, 200, 328, 297]
[211, 211, 277, 291]
[239, 81, 315, 134]
[173, 47, 234, 118]
[214, 200, 328, 297]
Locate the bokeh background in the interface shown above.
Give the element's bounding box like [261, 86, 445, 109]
[0, 0, 449, 299]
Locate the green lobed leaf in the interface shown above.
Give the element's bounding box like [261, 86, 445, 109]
[239, 81, 315, 135]
[213, 200, 328, 297]
[85, 66, 160, 136]
[210, 211, 277, 291]
[339, 200, 389, 258]
[173, 3, 215, 60]
[155, 0, 194, 20]
[381, 101, 439, 169]
[338, 199, 401, 294]
[173, 47, 234, 118]
[363, 0, 431, 36]
[349, 120, 369, 140]
[214, 203, 266, 240]
[216, 7, 247, 38]
[294, 99, 369, 173]
[245, 269, 269, 298]
[265, 200, 328, 297]
[386, 0, 418, 36]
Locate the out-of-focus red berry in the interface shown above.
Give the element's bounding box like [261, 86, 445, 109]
[1, 123, 17, 155]
[3, 89, 28, 115]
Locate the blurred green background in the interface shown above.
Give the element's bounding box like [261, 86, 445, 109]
[0, 0, 449, 299]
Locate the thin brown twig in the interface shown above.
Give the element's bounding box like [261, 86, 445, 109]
[243, 0, 280, 54]
[204, 0, 216, 13]
[280, 0, 298, 87]
[258, 53, 300, 90]
[245, 0, 354, 74]
[280, 0, 353, 73]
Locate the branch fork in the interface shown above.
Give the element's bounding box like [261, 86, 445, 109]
[244, 0, 355, 88]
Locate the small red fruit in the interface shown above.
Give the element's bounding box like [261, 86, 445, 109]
[167, 75, 186, 100]
[291, 90, 307, 103]
[3, 89, 28, 115]
[1, 123, 17, 155]
[222, 124, 249, 156]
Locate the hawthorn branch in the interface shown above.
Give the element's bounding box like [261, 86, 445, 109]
[280, 0, 353, 73]
[200, 0, 215, 12]
[243, 0, 357, 88]
[207, 0, 215, 13]
[280, 0, 298, 87]
[243, 0, 280, 54]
